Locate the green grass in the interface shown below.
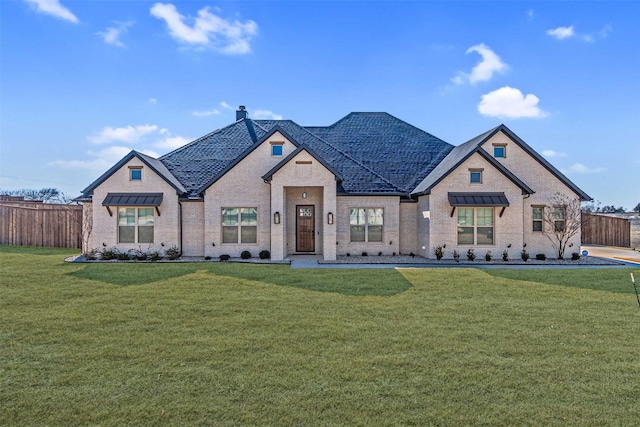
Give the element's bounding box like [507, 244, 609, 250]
[2, 246, 639, 426]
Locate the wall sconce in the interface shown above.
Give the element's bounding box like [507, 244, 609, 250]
[302, 191, 307, 199]
[327, 212, 334, 225]
[274, 212, 280, 224]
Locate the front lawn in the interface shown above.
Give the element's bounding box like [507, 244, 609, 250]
[1, 246, 639, 426]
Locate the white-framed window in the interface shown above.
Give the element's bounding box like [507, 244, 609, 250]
[493, 145, 506, 158]
[222, 207, 257, 244]
[532, 207, 544, 232]
[118, 207, 154, 243]
[554, 207, 565, 232]
[469, 169, 483, 184]
[457, 207, 494, 245]
[349, 208, 383, 242]
[129, 167, 142, 181]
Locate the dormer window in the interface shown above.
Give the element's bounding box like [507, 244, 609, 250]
[271, 141, 284, 156]
[493, 144, 506, 158]
[130, 167, 142, 181]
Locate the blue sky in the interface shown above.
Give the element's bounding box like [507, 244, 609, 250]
[1, 0, 639, 209]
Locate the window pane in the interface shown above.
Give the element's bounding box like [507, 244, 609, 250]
[477, 227, 494, 245]
[458, 227, 474, 244]
[458, 208, 474, 226]
[240, 208, 257, 225]
[350, 208, 365, 225]
[368, 225, 383, 242]
[470, 171, 482, 183]
[138, 208, 154, 226]
[271, 145, 283, 156]
[533, 221, 543, 232]
[222, 226, 238, 243]
[118, 208, 135, 225]
[119, 226, 135, 243]
[138, 226, 154, 243]
[554, 208, 565, 220]
[130, 169, 142, 180]
[241, 226, 257, 243]
[532, 207, 543, 220]
[367, 208, 384, 225]
[350, 225, 365, 242]
[554, 221, 565, 232]
[493, 147, 505, 158]
[222, 208, 238, 226]
[477, 208, 493, 226]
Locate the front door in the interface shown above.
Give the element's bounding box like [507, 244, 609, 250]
[296, 205, 315, 252]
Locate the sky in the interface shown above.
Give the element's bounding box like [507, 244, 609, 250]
[1, 0, 639, 209]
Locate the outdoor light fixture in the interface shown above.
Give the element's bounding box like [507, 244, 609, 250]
[274, 212, 280, 224]
[327, 212, 334, 225]
[302, 191, 307, 199]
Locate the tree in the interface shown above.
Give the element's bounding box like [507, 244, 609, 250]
[0, 187, 61, 203]
[542, 193, 582, 259]
[634, 202, 640, 213]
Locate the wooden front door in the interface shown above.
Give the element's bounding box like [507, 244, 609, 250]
[296, 205, 315, 252]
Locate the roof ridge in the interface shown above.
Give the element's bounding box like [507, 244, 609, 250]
[298, 124, 406, 192]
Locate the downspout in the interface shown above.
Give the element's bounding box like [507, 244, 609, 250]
[178, 200, 183, 256]
[522, 193, 531, 249]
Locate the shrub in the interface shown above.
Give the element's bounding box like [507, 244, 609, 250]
[453, 250, 460, 262]
[571, 252, 581, 261]
[116, 251, 131, 261]
[259, 250, 271, 260]
[204, 256, 212, 261]
[434, 245, 445, 260]
[521, 248, 530, 262]
[346, 253, 351, 257]
[130, 249, 148, 261]
[467, 248, 476, 261]
[536, 253, 546, 261]
[219, 254, 230, 261]
[84, 249, 99, 261]
[100, 247, 119, 260]
[362, 252, 368, 257]
[409, 252, 415, 258]
[485, 251, 492, 261]
[378, 251, 383, 256]
[165, 245, 181, 260]
[148, 250, 162, 261]
[502, 250, 509, 262]
[240, 250, 251, 260]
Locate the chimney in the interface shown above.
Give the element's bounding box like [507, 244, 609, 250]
[236, 105, 247, 121]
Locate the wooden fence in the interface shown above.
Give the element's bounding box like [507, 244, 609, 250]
[0, 200, 82, 248]
[581, 213, 631, 248]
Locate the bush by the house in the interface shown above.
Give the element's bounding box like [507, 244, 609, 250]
[362, 252, 368, 257]
[84, 249, 99, 261]
[148, 250, 162, 261]
[502, 250, 509, 262]
[467, 248, 476, 261]
[165, 246, 181, 260]
[219, 254, 230, 261]
[434, 245, 445, 260]
[453, 250, 460, 262]
[536, 253, 546, 261]
[240, 251, 251, 259]
[100, 247, 119, 260]
[521, 248, 530, 262]
[572, 252, 581, 261]
[116, 251, 131, 261]
[130, 249, 148, 261]
[259, 250, 271, 260]
[204, 256, 212, 261]
[485, 251, 492, 261]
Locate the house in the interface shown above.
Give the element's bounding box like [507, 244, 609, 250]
[77, 106, 591, 260]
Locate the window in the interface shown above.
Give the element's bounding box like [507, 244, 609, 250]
[118, 207, 154, 243]
[349, 208, 383, 242]
[222, 208, 257, 244]
[532, 207, 543, 232]
[493, 145, 506, 158]
[554, 207, 565, 232]
[469, 170, 483, 184]
[130, 167, 142, 181]
[271, 145, 283, 156]
[457, 207, 494, 245]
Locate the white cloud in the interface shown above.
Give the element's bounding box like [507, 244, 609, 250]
[478, 86, 547, 119]
[24, 0, 78, 23]
[451, 43, 508, 85]
[97, 21, 134, 48]
[192, 108, 220, 117]
[148, 98, 158, 105]
[252, 110, 283, 120]
[542, 150, 567, 158]
[49, 146, 158, 171]
[219, 101, 234, 110]
[155, 136, 191, 149]
[88, 125, 160, 144]
[562, 163, 606, 174]
[150, 3, 258, 54]
[547, 26, 575, 40]
[526, 9, 535, 19]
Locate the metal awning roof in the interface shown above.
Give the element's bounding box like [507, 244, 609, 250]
[448, 192, 509, 207]
[102, 193, 163, 206]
